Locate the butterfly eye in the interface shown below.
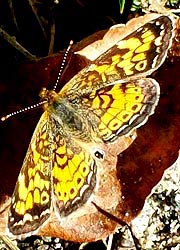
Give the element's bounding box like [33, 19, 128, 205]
[94, 150, 104, 159]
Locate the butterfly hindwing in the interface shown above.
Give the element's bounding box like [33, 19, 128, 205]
[75, 78, 160, 142]
[52, 135, 96, 217]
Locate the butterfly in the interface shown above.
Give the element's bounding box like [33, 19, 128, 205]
[8, 14, 175, 238]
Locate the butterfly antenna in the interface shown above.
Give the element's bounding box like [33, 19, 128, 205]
[1, 100, 47, 121]
[1, 41, 73, 122]
[53, 40, 73, 92]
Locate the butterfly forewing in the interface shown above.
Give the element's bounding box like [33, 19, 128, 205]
[8, 112, 53, 235]
[61, 15, 174, 95]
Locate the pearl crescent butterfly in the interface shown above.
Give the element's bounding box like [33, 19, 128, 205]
[7, 14, 175, 237]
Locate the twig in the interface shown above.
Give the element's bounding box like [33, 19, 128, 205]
[27, 0, 48, 40]
[8, 0, 19, 32]
[92, 202, 141, 250]
[0, 26, 36, 60]
[0, 236, 20, 250]
[48, 17, 56, 55]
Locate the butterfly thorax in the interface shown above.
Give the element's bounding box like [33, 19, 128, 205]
[40, 88, 92, 141]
